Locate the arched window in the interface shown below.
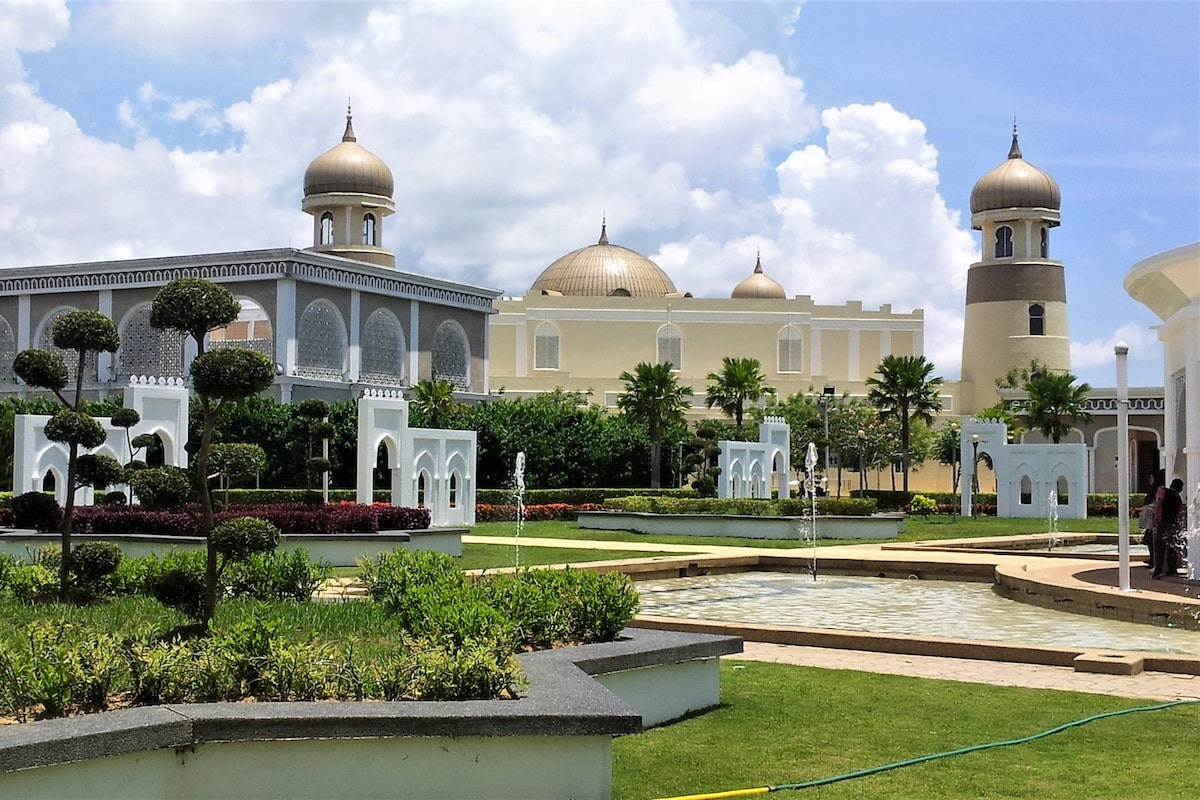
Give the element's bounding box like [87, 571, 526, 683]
[657, 324, 681, 371]
[1028, 304, 1045, 336]
[117, 304, 184, 379]
[449, 471, 459, 508]
[210, 298, 273, 356]
[534, 323, 559, 370]
[431, 320, 470, 390]
[296, 299, 346, 380]
[416, 471, 428, 508]
[319, 212, 334, 245]
[993, 226, 1013, 258]
[38, 307, 97, 384]
[1056, 476, 1069, 505]
[1039, 227, 1049, 258]
[361, 309, 406, 385]
[1019, 475, 1033, 505]
[777, 325, 802, 373]
[0, 317, 15, 384]
[362, 213, 377, 246]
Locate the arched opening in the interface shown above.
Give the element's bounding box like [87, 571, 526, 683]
[993, 226, 1013, 258]
[362, 213, 377, 246]
[1028, 304, 1045, 336]
[142, 433, 166, 468]
[449, 471, 459, 508]
[656, 324, 681, 371]
[42, 469, 57, 494]
[1040, 226, 1049, 258]
[117, 304, 185, 379]
[373, 442, 392, 491]
[210, 298, 274, 356]
[534, 323, 559, 370]
[320, 212, 334, 245]
[416, 470, 429, 508]
[1019, 475, 1033, 505]
[777, 325, 802, 373]
[431, 321, 470, 390]
[1056, 476, 1069, 505]
[361, 309, 406, 386]
[296, 299, 347, 380]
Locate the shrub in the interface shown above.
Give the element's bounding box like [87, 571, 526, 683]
[908, 494, 937, 518]
[143, 552, 207, 620]
[69, 541, 123, 594]
[224, 548, 332, 602]
[6, 563, 59, 604]
[211, 517, 281, 562]
[0, 623, 123, 720]
[98, 491, 128, 506]
[603, 495, 876, 517]
[128, 467, 194, 511]
[12, 491, 62, 531]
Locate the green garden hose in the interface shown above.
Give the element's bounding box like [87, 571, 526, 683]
[653, 699, 1200, 800]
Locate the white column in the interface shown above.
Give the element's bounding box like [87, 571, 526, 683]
[17, 294, 30, 350]
[1115, 343, 1131, 591]
[408, 303, 420, 382]
[276, 278, 297, 376]
[348, 290, 361, 382]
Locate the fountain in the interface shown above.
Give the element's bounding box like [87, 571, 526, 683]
[512, 451, 526, 568]
[799, 442, 819, 579]
[1046, 488, 1060, 550]
[1188, 482, 1200, 583]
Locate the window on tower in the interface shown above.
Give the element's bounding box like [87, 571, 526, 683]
[363, 213, 377, 245]
[1040, 227, 1049, 258]
[320, 212, 334, 245]
[994, 226, 1013, 258]
[1029, 304, 1045, 336]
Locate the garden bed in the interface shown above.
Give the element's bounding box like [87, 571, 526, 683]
[0, 628, 740, 800]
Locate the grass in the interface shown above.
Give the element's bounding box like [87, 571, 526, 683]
[466, 515, 1122, 549]
[612, 660, 1200, 800]
[326, 541, 688, 577]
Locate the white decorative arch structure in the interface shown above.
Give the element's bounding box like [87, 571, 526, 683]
[960, 420, 1087, 519]
[355, 389, 476, 526]
[718, 417, 791, 500]
[12, 376, 190, 506]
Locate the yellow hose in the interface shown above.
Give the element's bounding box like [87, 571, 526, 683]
[653, 787, 771, 800]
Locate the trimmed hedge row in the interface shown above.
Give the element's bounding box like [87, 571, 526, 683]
[62, 503, 431, 537]
[475, 503, 605, 523]
[603, 495, 878, 517]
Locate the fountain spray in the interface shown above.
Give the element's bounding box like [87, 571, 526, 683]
[512, 452, 526, 569]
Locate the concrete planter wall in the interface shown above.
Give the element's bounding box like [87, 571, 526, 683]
[0, 629, 741, 800]
[577, 511, 904, 540]
[0, 528, 462, 566]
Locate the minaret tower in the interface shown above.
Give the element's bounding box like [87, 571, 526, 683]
[302, 107, 396, 268]
[960, 126, 1069, 413]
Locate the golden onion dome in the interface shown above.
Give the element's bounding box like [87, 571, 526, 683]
[731, 253, 786, 299]
[303, 111, 394, 198]
[529, 222, 678, 297]
[969, 128, 1060, 214]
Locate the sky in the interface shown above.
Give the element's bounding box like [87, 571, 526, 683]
[1, 0, 1196, 390]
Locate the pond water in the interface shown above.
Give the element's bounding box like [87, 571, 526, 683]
[636, 571, 1200, 655]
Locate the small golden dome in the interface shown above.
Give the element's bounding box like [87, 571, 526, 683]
[529, 221, 678, 297]
[731, 253, 785, 299]
[303, 111, 394, 198]
[970, 128, 1060, 214]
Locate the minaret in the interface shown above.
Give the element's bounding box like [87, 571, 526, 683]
[301, 107, 396, 268]
[960, 126, 1069, 413]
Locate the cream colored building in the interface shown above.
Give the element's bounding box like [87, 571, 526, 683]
[490, 225, 928, 416]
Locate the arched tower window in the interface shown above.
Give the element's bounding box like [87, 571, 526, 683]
[361, 308, 406, 385]
[296, 299, 346, 380]
[431, 320, 470, 390]
[362, 213, 377, 246]
[993, 226, 1013, 258]
[657, 324, 681, 371]
[117, 304, 184, 379]
[777, 325, 802, 373]
[1039, 226, 1049, 258]
[1028, 304, 1045, 336]
[319, 212, 335, 245]
[534, 323, 560, 370]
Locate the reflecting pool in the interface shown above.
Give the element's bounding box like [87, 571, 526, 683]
[637, 572, 1200, 654]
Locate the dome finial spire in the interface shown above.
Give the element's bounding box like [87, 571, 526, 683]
[754, 250, 763, 273]
[343, 99, 357, 143]
[598, 214, 609, 245]
[1008, 117, 1021, 160]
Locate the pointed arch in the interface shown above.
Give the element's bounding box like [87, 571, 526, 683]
[296, 299, 347, 380]
[431, 320, 470, 390]
[116, 303, 185, 379]
[361, 308, 406, 385]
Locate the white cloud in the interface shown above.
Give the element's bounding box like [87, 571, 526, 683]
[1070, 323, 1162, 378]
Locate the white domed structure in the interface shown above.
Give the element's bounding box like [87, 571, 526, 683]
[529, 221, 678, 297]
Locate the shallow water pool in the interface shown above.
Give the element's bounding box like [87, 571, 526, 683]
[636, 571, 1200, 654]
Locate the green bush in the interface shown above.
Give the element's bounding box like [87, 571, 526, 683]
[12, 491, 62, 531]
[224, 548, 332, 602]
[604, 495, 877, 517]
[0, 623, 123, 720]
[143, 552, 207, 621]
[127, 466, 193, 511]
[211, 516, 281, 562]
[908, 494, 937, 518]
[5, 563, 58, 604]
[69, 541, 124, 594]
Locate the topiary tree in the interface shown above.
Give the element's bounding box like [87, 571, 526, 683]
[151, 278, 274, 625]
[294, 398, 332, 501]
[209, 442, 267, 504]
[127, 466, 194, 511]
[12, 310, 120, 598]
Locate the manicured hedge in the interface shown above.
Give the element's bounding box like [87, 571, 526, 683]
[475, 503, 605, 523]
[67, 502, 430, 536]
[475, 487, 696, 505]
[603, 495, 877, 517]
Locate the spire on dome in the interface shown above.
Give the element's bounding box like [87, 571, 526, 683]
[343, 101, 357, 143]
[754, 250, 763, 273]
[1007, 119, 1021, 160]
[598, 215, 609, 245]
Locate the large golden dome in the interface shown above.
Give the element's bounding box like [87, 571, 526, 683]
[530, 222, 678, 297]
[731, 254, 785, 299]
[970, 129, 1060, 214]
[303, 113, 394, 198]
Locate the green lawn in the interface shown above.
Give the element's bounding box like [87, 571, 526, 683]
[328, 541, 684, 577]
[613, 661, 1200, 800]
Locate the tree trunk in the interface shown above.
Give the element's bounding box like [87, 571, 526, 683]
[649, 437, 662, 489]
[199, 401, 218, 625]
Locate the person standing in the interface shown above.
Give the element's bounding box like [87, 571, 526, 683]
[1152, 478, 1185, 578]
[1141, 469, 1164, 569]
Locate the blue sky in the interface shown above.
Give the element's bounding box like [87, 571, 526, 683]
[1, 1, 1196, 390]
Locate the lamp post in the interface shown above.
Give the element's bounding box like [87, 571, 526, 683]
[1115, 343, 1131, 591]
[950, 423, 958, 522]
[969, 433, 980, 517]
[857, 429, 867, 498]
[819, 386, 834, 492]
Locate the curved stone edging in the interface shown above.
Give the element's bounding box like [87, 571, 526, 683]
[577, 511, 904, 540]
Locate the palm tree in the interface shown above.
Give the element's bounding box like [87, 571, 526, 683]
[410, 377, 458, 428]
[618, 362, 694, 488]
[1022, 371, 1092, 443]
[704, 356, 773, 438]
[865, 355, 943, 493]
